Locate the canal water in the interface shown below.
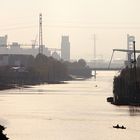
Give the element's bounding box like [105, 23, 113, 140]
[0, 71, 140, 140]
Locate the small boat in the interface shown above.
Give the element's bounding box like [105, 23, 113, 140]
[113, 124, 126, 129]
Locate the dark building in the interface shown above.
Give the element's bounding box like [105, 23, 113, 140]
[0, 54, 34, 67]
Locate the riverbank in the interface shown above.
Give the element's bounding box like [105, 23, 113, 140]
[0, 125, 9, 140]
[0, 74, 93, 91]
[0, 81, 67, 90]
[0, 84, 16, 90]
[107, 96, 140, 106]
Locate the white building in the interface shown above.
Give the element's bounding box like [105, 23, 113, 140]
[0, 42, 51, 57]
[61, 36, 70, 61]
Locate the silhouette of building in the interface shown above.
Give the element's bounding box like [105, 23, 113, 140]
[61, 36, 70, 61]
[0, 54, 34, 67]
[0, 43, 51, 57]
[0, 35, 7, 47]
[0, 35, 64, 62]
[52, 51, 60, 60]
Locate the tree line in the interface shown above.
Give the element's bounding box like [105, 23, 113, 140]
[0, 54, 70, 86]
[0, 54, 92, 88]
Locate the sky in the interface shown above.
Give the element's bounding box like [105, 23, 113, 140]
[0, 0, 140, 60]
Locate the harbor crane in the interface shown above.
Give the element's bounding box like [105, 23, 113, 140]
[108, 34, 140, 69]
[108, 44, 140, 69]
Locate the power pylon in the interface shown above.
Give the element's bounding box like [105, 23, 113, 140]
[39, 13, 43, 54]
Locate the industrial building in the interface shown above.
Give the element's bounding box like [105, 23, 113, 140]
[0, 39, 51, 57]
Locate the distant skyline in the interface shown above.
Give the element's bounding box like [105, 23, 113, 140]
[0, 0, 140, 60]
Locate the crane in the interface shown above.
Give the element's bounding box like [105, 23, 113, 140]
[108, 44, 140, 69]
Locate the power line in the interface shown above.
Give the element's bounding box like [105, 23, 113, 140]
[1, 23, 140, 32]
[0, 25, 38, 31]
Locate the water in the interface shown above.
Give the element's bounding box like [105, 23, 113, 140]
[0, 71, 140, 140]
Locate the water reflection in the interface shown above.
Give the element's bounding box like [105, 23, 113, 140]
[129, 106, 140, 116]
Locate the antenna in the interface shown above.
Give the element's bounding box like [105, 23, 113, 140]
[39, 13, 43, 54]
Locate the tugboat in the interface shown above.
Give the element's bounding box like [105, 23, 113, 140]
[0, 125, 9, 140]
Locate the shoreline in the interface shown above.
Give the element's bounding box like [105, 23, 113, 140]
[0, 81, 66, 91]
[107, 97, 140, 106]
[0, 76, 93, 91]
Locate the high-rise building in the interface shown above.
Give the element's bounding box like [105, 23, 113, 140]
[0, 35, 7, 47]
[61, 36, 70, 61]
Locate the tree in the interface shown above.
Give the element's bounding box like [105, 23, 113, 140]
[78, 59, 86, 67]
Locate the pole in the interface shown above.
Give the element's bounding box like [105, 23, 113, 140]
[133, 41, 137, 83]
[108, 51, 114, 69]
[93, 34, 96, 79]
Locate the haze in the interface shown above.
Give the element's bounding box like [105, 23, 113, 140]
[0, 0, 140, 60]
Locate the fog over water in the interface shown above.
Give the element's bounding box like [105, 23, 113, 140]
[1, 0, 140, 60]
[0, 71, 139, 140]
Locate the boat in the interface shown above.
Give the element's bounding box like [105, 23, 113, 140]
[113, 125, 126, 129]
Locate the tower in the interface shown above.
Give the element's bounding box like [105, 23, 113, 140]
[61, 36, 70, 61]
[39, 13, 43, 54]
[127, 34, 135, 68]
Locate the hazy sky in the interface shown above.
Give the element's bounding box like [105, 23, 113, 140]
[0, 0, 140, 60]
